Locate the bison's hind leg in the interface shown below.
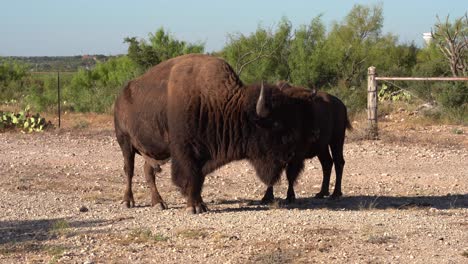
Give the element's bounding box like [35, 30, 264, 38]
[116, 133, 136, 208]
[315, 150, 333, 199]
[329, 142, 345, 199]
[144, 162, 168, 210]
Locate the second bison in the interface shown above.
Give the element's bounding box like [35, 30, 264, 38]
[261, 83, 352, 204]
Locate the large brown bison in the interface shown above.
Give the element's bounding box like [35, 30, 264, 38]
[260, 83, 352, 204]
[114, 54, 316, 213]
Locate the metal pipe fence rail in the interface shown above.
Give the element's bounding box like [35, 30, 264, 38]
[366, 66, 468, 139]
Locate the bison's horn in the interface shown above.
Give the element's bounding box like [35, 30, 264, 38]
[256, 81, 269, 117]
[311, 88, 317, 97]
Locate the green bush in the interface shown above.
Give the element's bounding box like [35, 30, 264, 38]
[0, 60, 29, 102]
[23, 75, 58, 111]
[64, 56, 139, 112]
[436, 82, 468, 124]
[437, 82, 467, 108]
[326, 83, 368, 115]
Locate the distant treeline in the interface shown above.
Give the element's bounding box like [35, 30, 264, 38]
[1, 55, 115, 72]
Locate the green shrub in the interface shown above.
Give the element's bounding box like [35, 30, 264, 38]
[0, 60, 29, 102]
[326, 82, 367, 115]
[64, 56, 139, 113]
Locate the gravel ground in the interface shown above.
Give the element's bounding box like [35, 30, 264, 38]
[0, 120, 467, 263]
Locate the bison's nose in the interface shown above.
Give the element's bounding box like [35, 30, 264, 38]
[281, 134, 294, 145]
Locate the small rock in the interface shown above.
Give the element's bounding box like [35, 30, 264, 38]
[79, 206, 89, 212]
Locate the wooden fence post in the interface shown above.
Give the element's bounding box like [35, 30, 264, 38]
[367, 66, 378, 139]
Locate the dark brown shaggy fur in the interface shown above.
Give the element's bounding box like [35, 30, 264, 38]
[114, 54, 315, 213]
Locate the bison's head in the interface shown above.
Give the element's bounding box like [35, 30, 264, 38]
[246, 82, 316, 164]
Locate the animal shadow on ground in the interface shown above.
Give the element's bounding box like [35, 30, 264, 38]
[0, 218, 111, 246]
[215, 194, 468, 212]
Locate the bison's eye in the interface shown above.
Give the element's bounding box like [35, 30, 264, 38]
[273, 121, 283, 130]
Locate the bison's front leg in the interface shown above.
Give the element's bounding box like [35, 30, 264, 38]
[284, 159, 305, 204]
[143, 162, 167, 209]
[171, 156, 208, 214]
[185, 175, 207, 214]
[253, 159, 284, 204]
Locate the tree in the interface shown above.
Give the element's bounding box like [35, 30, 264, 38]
[124, 27, 205, 71]
[288, 15, 328, 87]
[221, 18, 292, 83]
[325, 3, 384, 87]
[431, 14, 468, 77]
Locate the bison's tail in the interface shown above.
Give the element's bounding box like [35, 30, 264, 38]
[345, 109, 353, 131]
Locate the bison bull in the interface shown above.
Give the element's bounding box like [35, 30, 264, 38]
[261, 83, 352, 204]
[114, 54, 316, 213]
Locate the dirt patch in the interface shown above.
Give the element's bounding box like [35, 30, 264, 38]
[0, 113, 467, 263]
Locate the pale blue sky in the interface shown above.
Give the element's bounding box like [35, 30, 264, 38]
[1, 0, 466, 56]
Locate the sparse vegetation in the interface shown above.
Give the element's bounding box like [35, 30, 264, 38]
[50, 219, 71, 236]
[367, 234, 397, 244]
[73, 120, 90, 129]
[176, 228, 209, 239]
[358, 197, 380, 210]
[46, 245, 67, 264]
[0, 106, 51, 132]
[0, 242, 46, 255]
[117, 228, 168, 245]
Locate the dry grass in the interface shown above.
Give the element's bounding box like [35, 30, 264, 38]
[50, 219, 71, 236]
[358, 197, 380, 210]
[114, 228, 168, 245]
[45, 245, 67, 264]
[0, 242, 45, 255]
[176, 228, 210, 239]
[72, 119, 90, 129]
[366, 234, 397, 244]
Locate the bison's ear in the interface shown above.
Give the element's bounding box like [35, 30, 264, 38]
[276, 81, 291, 90]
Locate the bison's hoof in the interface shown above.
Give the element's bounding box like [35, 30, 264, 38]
[260, 197, 274, 205]
[314, 192, 329, 199]
[285, 196, 296, 204]
[122, 200, 135, 208]
[329, 192, 343, 200]
[152, 201, 168, 210]
[186, 203, 208, 214]
[260, 194, 275, 205]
